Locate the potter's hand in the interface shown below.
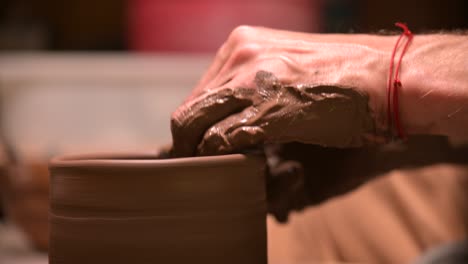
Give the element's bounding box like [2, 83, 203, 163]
[266, 143, 382, 222]
[171, 26, 390, 157]
[266, 136, 468, 222]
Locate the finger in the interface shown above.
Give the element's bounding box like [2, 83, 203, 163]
[196, 106, 266, 156]
[198, 126, 266, 156]
[171, 88, 253, 157]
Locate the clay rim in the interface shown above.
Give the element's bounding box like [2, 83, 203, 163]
[50, 151, 257, 169]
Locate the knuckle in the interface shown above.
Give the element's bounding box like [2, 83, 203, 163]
[228, 25, 257, 45]
[230, 43, 261, 65]
[219, 26, 259, 65]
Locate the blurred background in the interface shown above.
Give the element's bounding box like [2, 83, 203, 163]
[0, 0, 467, 263]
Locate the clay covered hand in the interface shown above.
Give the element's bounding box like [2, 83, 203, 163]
[265, 143, 379, 222]
[171, 26, 389, 157]
[170, 26, 396, 222]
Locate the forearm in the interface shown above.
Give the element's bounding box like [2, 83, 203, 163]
[401, 34, 468, 143]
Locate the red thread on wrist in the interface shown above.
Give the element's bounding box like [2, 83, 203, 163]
[387, 22, 413, 139]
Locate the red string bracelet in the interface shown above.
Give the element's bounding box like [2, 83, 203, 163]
[387, 22, 413, 139]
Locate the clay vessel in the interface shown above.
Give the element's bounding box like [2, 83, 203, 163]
[49, 151, 267, 264]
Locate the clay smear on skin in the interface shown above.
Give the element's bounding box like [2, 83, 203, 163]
[196, 70, 378, 155]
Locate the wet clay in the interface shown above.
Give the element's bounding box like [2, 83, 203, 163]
[49, 152, 267, 264]
[172, 70, 379, 157]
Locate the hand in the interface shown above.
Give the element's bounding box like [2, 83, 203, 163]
[171, 26, 391, 157]
[265, 142, 378, 222]
[266, 135, 468, 222]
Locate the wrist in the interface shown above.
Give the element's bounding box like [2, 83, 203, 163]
[344, 35, 398, 141]
[399, 34, 468, 141]
[315, 34, 398, 142]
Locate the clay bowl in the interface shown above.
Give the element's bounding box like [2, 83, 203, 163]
[1, 161, 50, 251]
[49, 151, 267, 264]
